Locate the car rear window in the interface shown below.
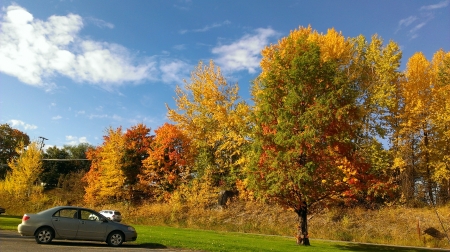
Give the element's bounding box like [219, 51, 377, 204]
[114, 211, 121, 215]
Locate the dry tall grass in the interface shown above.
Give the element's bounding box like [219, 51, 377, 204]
[121, 200, 450, 249]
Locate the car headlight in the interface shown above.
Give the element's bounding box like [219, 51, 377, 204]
[127, 226, 136, 232]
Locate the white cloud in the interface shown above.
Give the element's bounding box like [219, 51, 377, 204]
[212, 28, 279, 74]
[0, 4, 157, 90]
[76, 110, 85, 115]
[160, 59, 191, 84]
[65, 135, 89, 145]
[52, 115, 62, 120]
[8, 119, 38, 130]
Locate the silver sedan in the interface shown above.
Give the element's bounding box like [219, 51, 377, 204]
[17, 206, 137, 247]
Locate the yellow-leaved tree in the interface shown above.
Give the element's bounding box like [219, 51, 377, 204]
[397, 50, 450, 204]
[3, 141, 43, 198]
[167, 60, 251, 192]
[428, 50, 450, 203]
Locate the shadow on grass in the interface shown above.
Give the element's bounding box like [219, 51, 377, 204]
[334, 243, 443, 252]
[136, 242, 168, 249]
[48, 240, 168, 249]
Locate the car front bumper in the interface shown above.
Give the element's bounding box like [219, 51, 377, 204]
[125, 231, 137, 242]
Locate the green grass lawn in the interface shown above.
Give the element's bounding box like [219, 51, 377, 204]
[0, 215, 438, 252]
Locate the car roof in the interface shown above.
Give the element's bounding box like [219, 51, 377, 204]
[37, 206, 98, 214]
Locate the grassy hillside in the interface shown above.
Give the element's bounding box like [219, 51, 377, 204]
[1, 189, 449, 249]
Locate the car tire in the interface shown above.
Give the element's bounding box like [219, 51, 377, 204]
[107, 231, 124, 246]
[35, 227, 54, 244]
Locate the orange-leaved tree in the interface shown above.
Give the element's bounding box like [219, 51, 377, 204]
[248, 26, 386, 245]
[84, 127, 127, 205]
[123, 123, 153, 190]
[139, 123, 193, 200]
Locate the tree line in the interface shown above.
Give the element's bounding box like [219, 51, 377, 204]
[1, 26, 449, 244]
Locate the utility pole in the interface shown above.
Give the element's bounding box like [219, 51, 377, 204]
[38, 136, 48, 151]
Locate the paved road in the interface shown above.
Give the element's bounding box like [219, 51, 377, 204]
[0, 230, 191, 252]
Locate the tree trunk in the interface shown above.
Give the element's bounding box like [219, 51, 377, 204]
[295, 201, 310, 245]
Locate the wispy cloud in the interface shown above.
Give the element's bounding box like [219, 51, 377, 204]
[173, 44, 186, 50]
[0, 4, 157, 90]
[420, 0, 450, 11]
[85, 17, 114, 29]
[8, 119, 38, 130]
[397, 16, 417, 30]
[52, 115, 62, 120]
[396, 0, 449, 39]
[212, 28, 279, 74]
[88, 114, 108, 119]
[173, 0, 192, 11]
[179, 20, 230, 34]
[87, 113, 123, 121]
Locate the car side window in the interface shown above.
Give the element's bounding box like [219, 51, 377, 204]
[54, 209, 78, 219]
[81, 210, 100, 221]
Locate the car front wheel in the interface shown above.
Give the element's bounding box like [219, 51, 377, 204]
[107, 231, 124, 246]
[35, 227, 54, 244]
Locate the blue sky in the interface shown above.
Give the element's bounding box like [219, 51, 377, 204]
[1, 0, 449, 148]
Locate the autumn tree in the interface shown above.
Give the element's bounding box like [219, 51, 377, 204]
[349, 34, 402, 203]
[139, 123, 193, 200]
[431, 51, 450, 203]
[123, 123, 153, 186]
[248, 26, 386, 245]
[3, 141, 43, 198]
[396, 50, 450, 204]
[84, 127, 127, 204]
[167, 60, 251, 191]
[83, 124, 153, 204]
[0, 124, 30, 179]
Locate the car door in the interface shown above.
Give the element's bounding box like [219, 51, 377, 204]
[75, 210, 108, 241]
[51, 208, 80, 238]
